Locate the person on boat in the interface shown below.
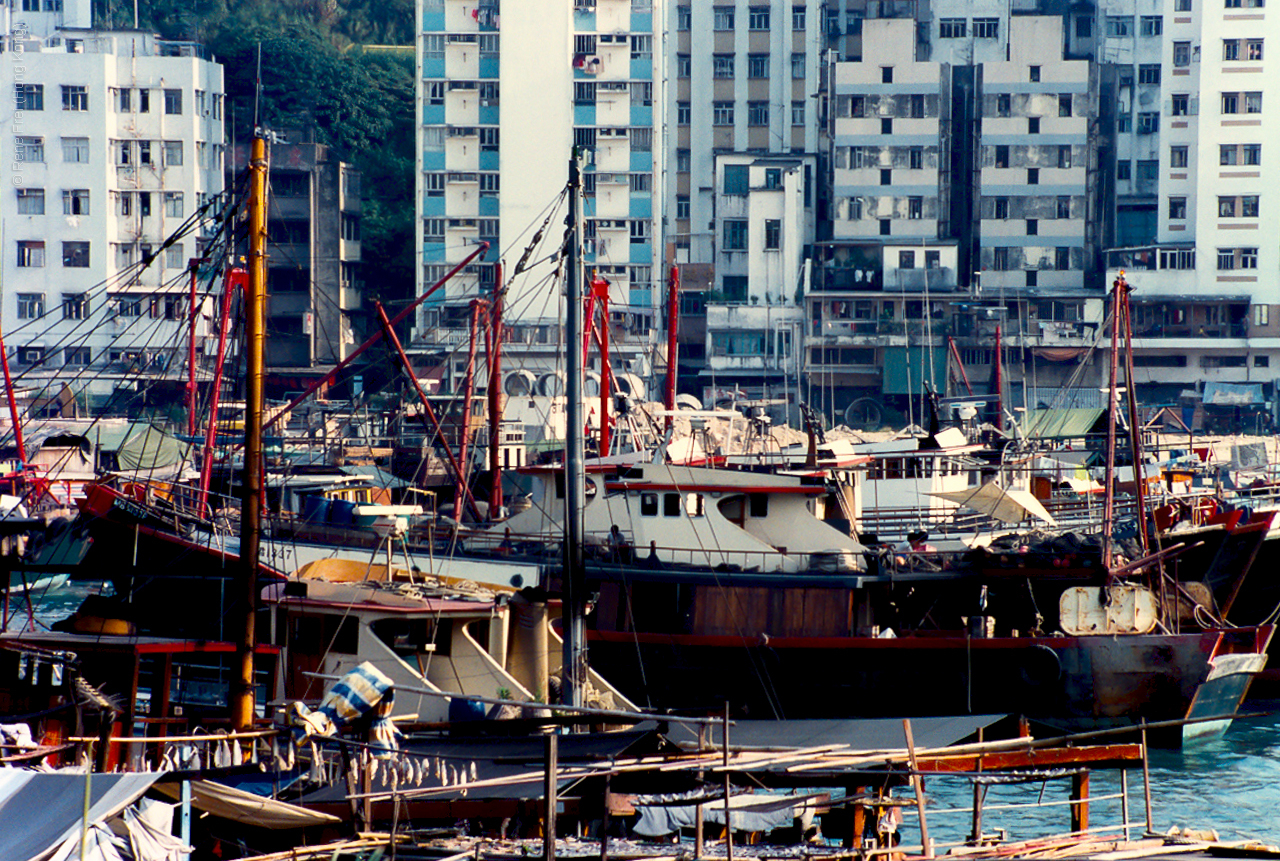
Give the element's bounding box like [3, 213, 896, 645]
[608, 524, 632, 563]
[894, 530, 936, 566]
[498, 527, 515, 555]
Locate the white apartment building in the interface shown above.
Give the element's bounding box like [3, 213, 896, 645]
[0, 1, 224, 393]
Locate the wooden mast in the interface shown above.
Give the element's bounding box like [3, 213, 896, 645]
[232, 133, 268, 733]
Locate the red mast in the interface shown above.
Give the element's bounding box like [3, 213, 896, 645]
[488, 263, 504, 518]
[591, 273, 612, 457]
[458, 299, 481, 516]
[186, 261, 200, 437]
[664, 264, 680, 432]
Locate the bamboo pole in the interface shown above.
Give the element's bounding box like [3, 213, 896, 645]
[545, 733, 558, 861]
[723, 702, 732, 861]
[1140, 725, 1153, 834]
[695, 724, 706, 859]
[904, 719, 933, 858]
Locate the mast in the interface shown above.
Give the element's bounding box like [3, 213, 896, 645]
[232, 133, 268, 734]
[593, 273, 612, 457]
[664, 264, 680, 432]
[186, 260, 200, 437]
[562, 152, 587, 709]
[0, 324, 25, 473]
[1102, 271, 1123, 573]
[488, 263, 504, 517]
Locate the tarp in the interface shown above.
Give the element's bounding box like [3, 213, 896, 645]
[660, 715, 1005, 753]
[0, 771, 159, 861]
[115, 424, 190, 472]
[931, 483, 1058, 526]
[882, 347, 950, 396]
[1020, 408, 1106, 439]
[634, 790, 824, 837]
[1203, 382, 1264, 406]
[153, 779, 339, 829]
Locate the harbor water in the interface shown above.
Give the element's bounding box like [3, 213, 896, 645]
[8, 583, 1280, 844]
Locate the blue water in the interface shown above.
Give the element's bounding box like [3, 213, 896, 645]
[8, 586, 1280, 844]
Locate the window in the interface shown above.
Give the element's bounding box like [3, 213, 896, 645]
[17, 294, 43, 319]
[165, 244, 184, 270]
[479, 127, 499, 151]
[1028, 167, 1040, 185]
[17, 240, 45, 267]
[910, 93, 925, 118]
[1174, 42, 1191, 67]
[61, 85, 87, 111]
[1169, 197, 1187, 219]
[1059, 94, 1072, 117]
[1107, 16, 1133, 36]
[1171, 146, 1188, 167]
[909, 146, 923, 169]
[1242, 195, 1260, 217]
[62, 346, 90, 367]
[748, 54, 769, 78]
[1224, 39, 1241, 61]
[1026, 218, 1038, 235]
[116, 192, 132, 216]
[1057, 145, 1072, 168]
[1138, 64, 1161, 85]
[993, 247, 1011, 270]
[791, 5, 805, 29]
[161, 88, 182, 115]
[764, 219, 780, 250]
[1243, 248, 1259, 268]
[1172, 94, 1189, 116]
[114, 294, 144, 317]
[792, 103, 805, 125]
[1028, 65, 1041, 82]
[480, 173, 500, 196]
[898, 251, 916, 270]
[1136, 159, 1158, 180]
[630, 35, 652, 59]
[424, 173, 444, 197]
[479, 81, 500, 105]
[713, 54, 734, 78]
[748, 6, 769, 29]
[1244, 144, 1262, 164]
[1117, 160, 1132, 180]
[57, 136, 89, 165]
[723, 219, 747, 250]
[677, 149, 690, 172]
[881, 66, 893, 84]
[164, 191, 183, 218]
[713, 102, 734, 125]
[1256, 305, 1269, 327]
[1175, 0, 1190, 8]
[879, 219, 891, 236]
[713, 6, 734, 29]
[973, 17, 998, 38]
[677, 101, 690, 125]
[995, 145, 1009, 168]
[62, 292, 89, 319]
[675, 196, 690, 220]
[1221, 144, 1239, 165]
[1223, 93, 1240, 113]
[724, 164, 748, 195]
[1057, 196, 1071, 219]
[1028, 117, 1040, 134]
[1137, 112, 1159, 134]
[676, 54, 690, 78]
[792, 53, 805, 79]
[880, 168, 892, 185]
[16, 347, 44, 366]
[138, 88, 151, 113]
[62, 241, 89, 268]
[424, 81, 444, 105]
[1248, 39, 1264, 60]
[15, 84, 43, 111]
[139, 140, 153, 165]
[939, 18, 966, 37]
[994, 197, 1009, 219]
[996, 93, 1011, 117]
[677, 4, 691, 29]
[1140, 15, 1162, 36]
[881, 118, 893, 134]
[1246, 91, 1263, 112]
[16, 136, 43, 163]
[748, 101, 769, 126]
[16, 188, 43, 215]
[62, 189, 89, 215]
[908, 197, 923, 219]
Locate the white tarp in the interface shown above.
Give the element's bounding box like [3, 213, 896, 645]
[0, 771, 159, 861]
[931, 483, 1058, 526]
[155, 779, 340, 829]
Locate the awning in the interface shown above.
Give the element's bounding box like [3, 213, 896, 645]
[931, 483, 1058, 526]
[1031, 346, 1089, 362]
[882, 347, 950, 396]
[153, 779, 339, 829]
[660, 714, 1004, 752]
[0, 771, 159, 861]
[1020, 408, 1106, 439]
[1203, 382, 1264, 406]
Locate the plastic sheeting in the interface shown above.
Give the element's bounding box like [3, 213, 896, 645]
[153, 779, 340, 829]
[0, 771, 159, 861]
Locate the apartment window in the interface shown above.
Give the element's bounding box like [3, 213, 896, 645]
[1106, 15, 1132, 36]
[1029, 117, 1040, 134]
[713, 54, 734, 78]
[1171, 146, 1189, 168]
[17, 241, 44, 268]
[16, 188, 43, 215]
[16, 294, 43, 319]
[879, 219, 891, 236]
[1136, 159, 1159, 180]
[939, 18, 966, 37]
[675, 196, 690, 220]
[1056, 94, 1072, 117]
[748, 101, 769, 126]
[676, 54, 690, 78]
[1056, 196, 1071, 219]
[480, 173, 500, 195]
[910, 94, 925, 118]
[1222, 93, 1240, 113]
[1028, 65, 1040, 82]
[994, 197, 1009, 219]
[1117, 160, 1132, 180]
[165, 244, 184, 270]
[1137, 112, 1159, 133]
[630, 35, 652, 60]
[16, 347, 44, 365]
[748, 54, 769, 78]
[1055, 247, 1071, 271]
[723, 219, 747, 250]
[1173, 42, 1191, 67]
[139, 141, 153, 164]
[1221, 145, 1239, 165]
[1248, 39, 1264, 60]
[1169, 197, 1187, 219]
[973, 17, 998, 38]
[422, 218, 445, 241]
[1246, 91, 1263, 112]
[479, 81, 500, 105]
[1137, 15, 1161, 36]
[764, 168, 782, 189]
[881, 118, 893, 134]
[880, 168, 892, 185]
[138, 89, 150, 112]
[15, 84, 43, 111]
[713, 102, 734, 125]
[748, 6, 769, 29]
[116, 192, 132, 216]
[1028, 167, 1040, 185]
[424, 81, 444, 106]
[62, 293, 89, 319]
[677, 4, 691, 29]
[1172, 94, 1189, 116]
[424, 173, 445, 197]
[1138, 65, 1161, 85]
[995, 145, 1009, 168]
[16, 136, 43, 163]
[677, 149, 690, 172]
[908, 197, 923, 219]
[993, 247, 1011, 270]
[480, 127, 499, 151]
[1026, 218, 1038, 235]
[909, 147, 923, 169]
[1244, 248, 1259, 268]
[61, 85, 87, 111]
[847, 197, 863, 220]
[792, 53, 805, 79]
[677, 102, 691, 125]
[62, 241, 89, 268]
[1241, 195, 1260, 217]
[724, 164, 748, 195]
[713, 6, 734, 29]
[792, 5, 805, 29]
[996, 93, 1011, 117]
[1224, 39, 1241, 61]
[629, 127, 652, 152]
[899, 251, 916, 269]
[164, 191, 183, 218]
[791, 103, 805, 125]
[1075, 16, 1092, 37]
[764, 219, 780, 250]
[62, 189, 89, 216]
[881, 66, 893, 84]
[1244, 144, 1262, 164]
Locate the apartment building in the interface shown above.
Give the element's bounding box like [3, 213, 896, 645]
[0, 4, 224, 396]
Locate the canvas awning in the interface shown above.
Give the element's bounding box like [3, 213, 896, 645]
[0, 771, 159, 861]
[931, 483, 1058, 526]
[1020, 408, 1106, 439]
[153, 779, 339, 829]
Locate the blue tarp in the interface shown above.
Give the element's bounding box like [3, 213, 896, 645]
[1203, 382, 1265, 406]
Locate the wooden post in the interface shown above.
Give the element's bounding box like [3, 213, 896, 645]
[1141, 724, 1153, 834]
[848, 785, 866, 849]
[1070, 771, 1090, 833]
[362, 752, 373, 836]
[970, 727, 984, 845]
[544, 733, 558, 861]
[695, 725, 706, 858]
[903, 719, 933, 858]
[1120, 769, 1131, 841]
[599, 770, 612, 861]
[723, 703, 732, 861]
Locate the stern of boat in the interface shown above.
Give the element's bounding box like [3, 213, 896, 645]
[1182, 624, 1274, 743]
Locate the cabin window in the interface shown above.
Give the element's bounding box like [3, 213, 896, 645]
[290, 613, 358, 655]
[749, 494, 768, 518]
[664, 493, 682, 516]
[686, 493, 706, 517]
[641, 492, 658, 516]
[370, 617, 451, 657]
[885, 459, 903, 479]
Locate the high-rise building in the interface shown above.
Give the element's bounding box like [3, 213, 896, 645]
[0, 0, 224, 394]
